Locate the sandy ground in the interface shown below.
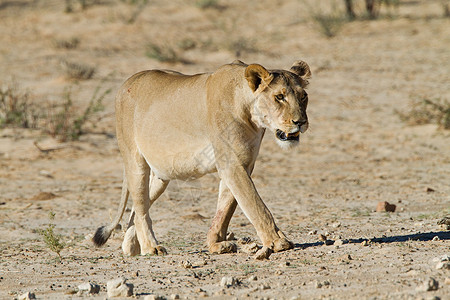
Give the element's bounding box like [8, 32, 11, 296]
[0, 0, 449, 299]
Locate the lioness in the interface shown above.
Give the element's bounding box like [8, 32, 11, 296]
[93, 60, 311, 259]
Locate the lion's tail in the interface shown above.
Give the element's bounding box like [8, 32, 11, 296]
[93, 174, 129, 247]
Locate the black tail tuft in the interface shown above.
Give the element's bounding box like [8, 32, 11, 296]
[92, 226, 112, 247]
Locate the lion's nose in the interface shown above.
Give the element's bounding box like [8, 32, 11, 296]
[292, 119, 307, 126]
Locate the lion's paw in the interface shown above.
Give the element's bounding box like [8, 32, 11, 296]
[254, 246, 273, 260]
[209, 241, 237, 254]
[146, 245, 167, 256]
[272, 238, 294, 253]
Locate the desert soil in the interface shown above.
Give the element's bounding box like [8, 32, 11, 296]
[0, 0, 449, 299]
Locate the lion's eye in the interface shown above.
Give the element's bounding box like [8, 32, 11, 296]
[275, 94, 285, 101]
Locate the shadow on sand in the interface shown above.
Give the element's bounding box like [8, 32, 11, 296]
[295, 231, 450, 250]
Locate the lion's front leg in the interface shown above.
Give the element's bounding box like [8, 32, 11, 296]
[220, 166, 293, 258]
[207, 180, 238, 254]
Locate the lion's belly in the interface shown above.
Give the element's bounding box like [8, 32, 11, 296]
[138, 135, 217, 181]
[134, 104, 216, 180]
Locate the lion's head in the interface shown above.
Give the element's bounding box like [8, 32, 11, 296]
[245, 61, 311, 149]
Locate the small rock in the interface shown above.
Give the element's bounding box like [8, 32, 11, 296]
[248, 275, 258, 281]
[436, 261, 450, 270]
[334, 239, 344, 246]
[315, 281, 322, 288]
[432, 236, 440, 241]
[376, 201, 396, 212]
[308, 230, 317, 235]
[438, 217, 450, 226]
[426, 187, 435, 193]
[331, 222, 341, 228]
[18, 292, 36, 300]
[432, 254, 449, 262]
[180, 260, 193, 269]
[144, 295, 165, 300]
[107, 278, 134, 298]
[280, 261, 291, 267]
[220, 276, 238, 288]
[275, 270, 283, 275]
[415, 277, 439, 292]
[30, 191, 58, 201]
[318, 234, 327, 241]
[78, 282, 100, 295]
[338, 254, 353, 262]
[361, 240, 369, 246]
[171, 294, 180, 300]
[260, 284, 271, 290]
[39, 170, 54, 178]
[406, 269, 419, 276]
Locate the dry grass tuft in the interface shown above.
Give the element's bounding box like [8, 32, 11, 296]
[0, 83, 40, 129]
[397, 98, 450, 129]
[61, 60, 95, 80]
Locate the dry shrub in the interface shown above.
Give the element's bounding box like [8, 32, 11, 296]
[145, 42, 190, 64]
[0, 83, 40, 129]
[53, 37, 80, 49]
[46, 85, 111, 142]
[309, 1, 347, 38]
[61, 60, 95, 80]
[397, 98, 450, 129]
[0, 81, 112, 141]
[196, 0, 220, 10]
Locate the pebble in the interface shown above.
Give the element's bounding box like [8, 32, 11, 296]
[107, 278, 134, 298]
[415, 277, 439, 292]
[180, 260, 193, 269]
[144, 295, 165, 300]
[376, 201, 396, 212]
[77, 282, 100, 295]
[432, 236, 440, 241]
[248, 275, 258, 281]
[432, 254, 449, 262]
[18, 292, 36, 300]
[331, 222, 341, 228]
[220, 276, 238, 288]
[308, 230, 317, 235]
[318, 234, 327, 241]
[334, 239, 344, 246]
[171, 294, 180, 300]
[338, 254, 353, 262]
[436, 261, 450, 270]
[361, 240, 369, 246]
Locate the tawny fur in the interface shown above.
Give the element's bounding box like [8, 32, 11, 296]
[93, 60, 311, 259]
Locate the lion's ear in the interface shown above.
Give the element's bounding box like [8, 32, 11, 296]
[245, 64, 273, 92]
[290, 60, 311, 80]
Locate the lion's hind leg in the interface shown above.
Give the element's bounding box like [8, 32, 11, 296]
[124, 155, 169, 256]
